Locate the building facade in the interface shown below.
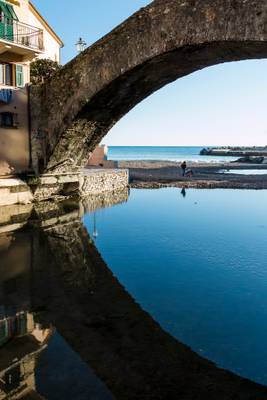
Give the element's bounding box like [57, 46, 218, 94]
[87, 145, 117, 169]
[0, 0, 63, 176]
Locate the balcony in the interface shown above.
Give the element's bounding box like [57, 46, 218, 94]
[0, 17, 44, 61]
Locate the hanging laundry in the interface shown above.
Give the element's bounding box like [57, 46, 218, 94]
[0, 89, 13, 104]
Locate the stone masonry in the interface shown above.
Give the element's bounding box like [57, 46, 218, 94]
[81, 169, 129, 195]
[31, 169, 129, 202]
[29, 0, 267, 175]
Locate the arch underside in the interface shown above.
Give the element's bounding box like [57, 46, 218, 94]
[46, 40, 267, 173]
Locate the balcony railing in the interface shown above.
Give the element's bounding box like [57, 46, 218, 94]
[0, 17, 44, 51]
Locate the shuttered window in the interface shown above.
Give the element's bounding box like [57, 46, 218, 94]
[5, 64, 12, 85]
[0, 63, 14, 86]
[0, 1, 18, 41]
[0, 64, 3, 84]
[15, 65, 24, 87]
[0, 1, 11, 19]
[5, 3, 18, 20]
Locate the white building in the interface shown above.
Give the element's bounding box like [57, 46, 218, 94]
[0, 0, 63, 176]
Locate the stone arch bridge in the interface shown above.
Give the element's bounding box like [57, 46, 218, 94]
[30, 0, 267, 174]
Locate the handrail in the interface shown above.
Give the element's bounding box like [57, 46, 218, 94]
[0, 16, 44, 51]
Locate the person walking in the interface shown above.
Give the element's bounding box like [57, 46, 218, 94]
[180, 161, 187, 176]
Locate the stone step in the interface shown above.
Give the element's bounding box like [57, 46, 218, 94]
[0, 178, 33, 206]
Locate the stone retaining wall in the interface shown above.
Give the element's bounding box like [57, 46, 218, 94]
[0, 169, 129, 205]
[81, 169, 129, 196]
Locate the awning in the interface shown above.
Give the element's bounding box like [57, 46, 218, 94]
[0, 88, 13, 104]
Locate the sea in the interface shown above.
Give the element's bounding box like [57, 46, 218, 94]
[107, 146, 238, 163]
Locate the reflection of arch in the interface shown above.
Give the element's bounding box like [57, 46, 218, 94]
[31, 219, 267, 399]
[1, 202, 267, 398]
[30, 0, 267, 174]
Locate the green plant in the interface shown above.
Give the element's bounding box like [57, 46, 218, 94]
[30, 59, 61, 85]
[26, 175, 41, 186]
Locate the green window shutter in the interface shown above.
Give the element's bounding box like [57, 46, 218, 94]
[16, 64, 24, 87]
[0, 2, 15, 41]
[5, 4, 18, 20]
[0, 64, 3, 84]
[0, 1, 12, 18]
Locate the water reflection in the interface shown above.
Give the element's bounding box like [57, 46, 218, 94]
[0, 190, 129, 400]
[181, 187, 186, 198]
[0, 311, 51, 399]
[0, 188, 267, 399]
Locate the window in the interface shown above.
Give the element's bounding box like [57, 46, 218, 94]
[0, 63, 24, 87]
[0, 63, 13, 86]
[0, 64, 3, 84]
[15, 64, 24, 87]
[5, 4, 18, 21]
[5, 64, 12, 85]
[0, 112, 18, 128]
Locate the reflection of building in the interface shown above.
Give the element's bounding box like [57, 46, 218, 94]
[0, 311, 53, 400]
[0, 310, 33, 347]
[0, 0, 63, 176]
[0, 228, 53, 399]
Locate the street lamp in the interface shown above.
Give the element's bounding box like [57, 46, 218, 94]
[75, 37, 86, 54]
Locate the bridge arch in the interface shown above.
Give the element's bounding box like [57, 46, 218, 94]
[29, 0, 267, 174]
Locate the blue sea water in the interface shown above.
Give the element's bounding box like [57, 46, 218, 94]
[107, 146, 238, 163]
[84, 188, 267, 385]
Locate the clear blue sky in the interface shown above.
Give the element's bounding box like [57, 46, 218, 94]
[34, 0, 267, 146]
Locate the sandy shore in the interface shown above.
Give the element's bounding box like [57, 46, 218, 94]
[117, 160, 267, 189]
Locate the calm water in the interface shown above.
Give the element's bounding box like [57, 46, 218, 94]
[1, 188, 267, 399]
[108, 146, 238, 163]
[219, 169, 267, 175]
[85, 188, 267, 385]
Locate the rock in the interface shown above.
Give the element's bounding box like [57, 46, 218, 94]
[200, 148, 210, 155]
[234, 156, 264, 164]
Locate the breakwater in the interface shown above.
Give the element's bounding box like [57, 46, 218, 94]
[200, 147, 267, 157]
